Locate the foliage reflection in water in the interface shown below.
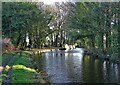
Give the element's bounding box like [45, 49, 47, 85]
[33, 48, 120, 83]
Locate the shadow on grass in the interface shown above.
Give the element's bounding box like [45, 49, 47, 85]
[2, 51, 45, 84]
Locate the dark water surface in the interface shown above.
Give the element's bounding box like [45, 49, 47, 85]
[34, 48, 120, 83]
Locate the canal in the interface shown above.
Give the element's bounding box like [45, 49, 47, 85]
[33, 48, 120, 83]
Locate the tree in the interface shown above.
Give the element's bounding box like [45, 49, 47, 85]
[2, 2, 51, 49]
[69, 2, 120, 60]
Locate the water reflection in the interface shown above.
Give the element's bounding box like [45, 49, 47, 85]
[33, 48, 120, 83]
[102, 61, 120, 83]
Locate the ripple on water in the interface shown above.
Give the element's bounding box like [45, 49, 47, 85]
[37, 49, 120, 83]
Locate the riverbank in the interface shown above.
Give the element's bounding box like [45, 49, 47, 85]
[30, 47, 120, 64]
[1, 51, 45, 84]
[83, 47, 120, 63]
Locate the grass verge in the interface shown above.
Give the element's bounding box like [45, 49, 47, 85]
[2, 51, 45, 84]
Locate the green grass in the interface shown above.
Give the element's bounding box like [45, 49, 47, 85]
[11, 65, 41, 83]
[0, 55, 2, 65]
[2, 53, 13, 63]
[2, 51, 45, 83]
[2, 65, 10, 82]
[0, 78, 2, 85]
[23, 51, 32, 55]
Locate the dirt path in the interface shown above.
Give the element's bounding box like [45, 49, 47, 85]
[1, 52, 22, 84]
[0, 52, 18, 77]
[30, 47, 59, 52]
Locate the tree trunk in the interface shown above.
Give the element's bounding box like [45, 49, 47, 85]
[106, 30, 111, 56]
[60, 30, 63, 47]
[99, 33, 104, 50]
[54, 33, 59, 47]
[91, 36, 95, 47]
[117, 17, 120, 57]
[16, 29, 21, 47]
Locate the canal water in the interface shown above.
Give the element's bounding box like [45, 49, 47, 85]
[33, 48, 120, 83]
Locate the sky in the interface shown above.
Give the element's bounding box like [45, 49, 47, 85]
[38, 0, 119, 5]
[39, 0, 75, 5]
